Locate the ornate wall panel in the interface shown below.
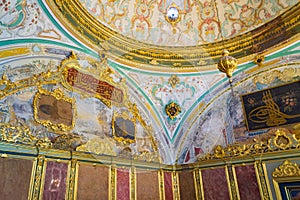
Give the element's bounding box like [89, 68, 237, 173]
[201, 167, 230, 200]
[233, 164, 261, 200]
[0, 158, 33, 200]
[136, 169, 160, 200]
[164, 171, 174, 200]
[76, 163, 109, 200]
[116, 168, 130, 200]
[42, 161, 68, 200]
[178, 170, 196, 200]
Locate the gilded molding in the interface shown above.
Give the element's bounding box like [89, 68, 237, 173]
[66, 159, 77, 200]
[227, 166, 238, 200]
[172, 171, 180, 200]
[46, 0, 300, 68]
[158, 170, 165, 200]
[255, 161, 271, 200]
[109, 166, 117, 200]
[272, 160, 300, 178]
[200, 129, 300, 161]
[130, 167, 136, 200]
[31, 155, 46, 200]
[193, 169, 203, 200]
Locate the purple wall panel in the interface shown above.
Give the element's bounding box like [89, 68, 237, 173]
[164, 172, 173, 200]
[201, 168, 230, 200]
[235, 165, 261, 200]
[117, 168, 130, 200]
[43, 161, 68, 200]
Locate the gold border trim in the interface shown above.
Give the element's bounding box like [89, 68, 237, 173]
[112, 111, 136, 144]
[33, 88, 76, 133]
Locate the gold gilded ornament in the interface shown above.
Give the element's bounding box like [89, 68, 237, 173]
[272, 160, 300, 178]
[165, 102, 181, 120]
[217, 50, 237, 83]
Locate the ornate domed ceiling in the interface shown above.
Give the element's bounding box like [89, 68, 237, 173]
[0, 0, 300, 165]
[79, 0, 297, 46]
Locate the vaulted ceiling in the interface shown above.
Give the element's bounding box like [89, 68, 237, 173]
[0, 0, 300, 165]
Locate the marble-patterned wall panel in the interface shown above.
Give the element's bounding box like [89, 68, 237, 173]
[136, 169, 159, 200]
[117, 168, 130, 200]
[201, 167, 230, 200]
[0, 158, 33, 200]
[164, 171, 173, 200]
[77, 164, 109, 200]
[178, 170, 196, 200]
[234, 164, 261, 200]
[43, 161, 68, 200]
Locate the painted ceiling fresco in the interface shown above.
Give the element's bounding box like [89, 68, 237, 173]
[79, 0, 298, 46]
[0, 0, 300, 165]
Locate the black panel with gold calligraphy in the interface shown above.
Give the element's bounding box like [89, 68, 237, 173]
[241, 81, 300, 131]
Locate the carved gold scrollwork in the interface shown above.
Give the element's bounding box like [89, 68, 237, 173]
[200, 129, 299, 161]
[268, 129, 298, 150]
[76, 137, 117, 156]
[272, 160, 300, 178]
[0, 123, 52, 148]
[52, 134, 83, 151]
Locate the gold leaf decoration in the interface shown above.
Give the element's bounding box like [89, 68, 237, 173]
[76, 137, 117, 156]
[200, 129, 299, 161]
[0, 123, 52, 148]
[272, 160, 300, 178]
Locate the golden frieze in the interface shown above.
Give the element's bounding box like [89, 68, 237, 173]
[200, 129, 300, 161]
[33, 88, 76, 133]
[272, 160, 300, 178]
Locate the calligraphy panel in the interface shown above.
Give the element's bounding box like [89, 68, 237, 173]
[241, 81, 300, 131]
[43, 161, 68, 200]
[0, 158, 33, 200]
[62, 66, 124, 107]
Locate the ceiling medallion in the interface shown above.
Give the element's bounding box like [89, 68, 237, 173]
[165, 102, 181, 120]
[165, 4, 181, 33]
